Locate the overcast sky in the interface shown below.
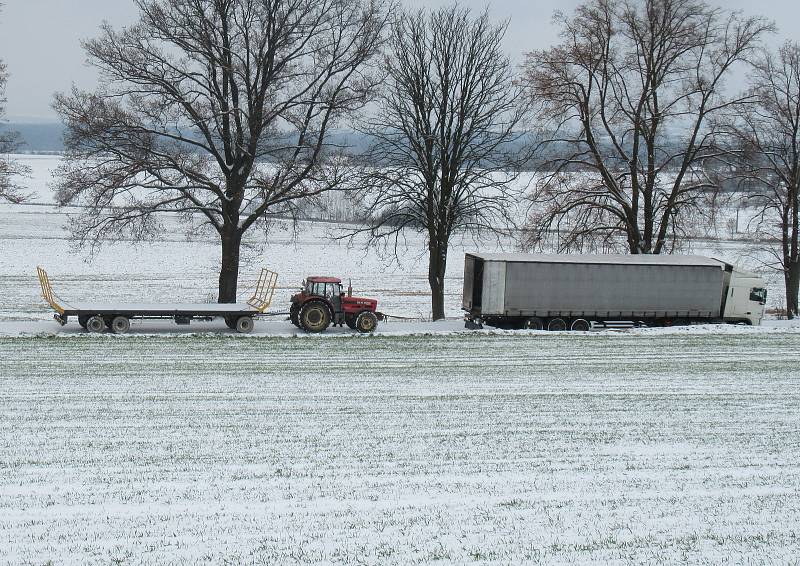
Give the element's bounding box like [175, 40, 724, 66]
[1, 0, 797, 120]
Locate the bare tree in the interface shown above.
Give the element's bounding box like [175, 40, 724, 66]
[0, 2, 28, 203]
[521, 0, 771, 254]
[720, 42, 800, 318]
[357, 6, 528, 320]
[54, 0, 390, 302]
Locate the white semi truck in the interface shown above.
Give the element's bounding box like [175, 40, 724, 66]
[463, 253, 768, 330]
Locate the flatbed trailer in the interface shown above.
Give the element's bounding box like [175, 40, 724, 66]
[37, 267, 279, 334]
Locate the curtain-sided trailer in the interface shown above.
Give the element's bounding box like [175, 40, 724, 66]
[463, 253, 768, 330]
[37, 267, 279, 334]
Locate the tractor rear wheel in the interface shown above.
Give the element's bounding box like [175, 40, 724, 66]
[355, 311, 378, 333]
[300, 301, 331, 333]
[289, 304, 300, 327]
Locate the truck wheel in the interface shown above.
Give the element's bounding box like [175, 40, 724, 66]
[300, 301, 331, 333]
[570, 319, 590, 332]
[224, 316, 236, 329]
[235, 316, 254, 334]
[345, 314, 357, 330]
[355, 311, 378, 333]
[110, 316, 130, 334]
[547, 318, 567, 332]
[86, 315, 105, 333]
[78, 315, 89, 329]
[523, 317, 544, 330]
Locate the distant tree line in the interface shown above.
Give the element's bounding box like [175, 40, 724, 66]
[1, 0, 792, 317]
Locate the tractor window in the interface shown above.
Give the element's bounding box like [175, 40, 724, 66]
[749, 287, 767, 304]
[306, 281, 341, 298]
[307, 281, 325, 296]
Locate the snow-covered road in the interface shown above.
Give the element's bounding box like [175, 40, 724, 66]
[2, 331, 799, 564]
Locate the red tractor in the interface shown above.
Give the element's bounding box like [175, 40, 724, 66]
[290, 276, 380, 333]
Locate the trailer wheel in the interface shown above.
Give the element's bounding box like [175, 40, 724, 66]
[78, 315, 89, 329]
[86, 315, 105, 333]
[523, 317, 544, 330]
[235, 316, 254, 334]
[570, 318, 591, 332]
[345, 314, 357, 330]
[300, 301, 331, 333]
[110, 316, 130, 334]
[355, 311, 378, 333]
[547, 318, 567, 332]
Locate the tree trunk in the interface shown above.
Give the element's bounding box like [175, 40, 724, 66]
[428, 243, 448, 321]
[218, 225, 242, 304]
[786, 260, 799, 320]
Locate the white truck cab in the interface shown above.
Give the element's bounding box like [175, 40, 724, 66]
[722, 267, 767, 325]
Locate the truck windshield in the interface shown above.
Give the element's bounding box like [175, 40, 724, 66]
[749, 287, 767, 304]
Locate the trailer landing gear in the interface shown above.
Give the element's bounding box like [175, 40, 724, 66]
[523, 317, 544, 330]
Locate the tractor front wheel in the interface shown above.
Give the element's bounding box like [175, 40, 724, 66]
[300, 301, 331, 333]
[345, 314, 357, 330]
[355, 311, 378, 333]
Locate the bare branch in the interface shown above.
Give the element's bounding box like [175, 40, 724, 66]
[521, 0, 773, 254]
[53, 0, 391, 301]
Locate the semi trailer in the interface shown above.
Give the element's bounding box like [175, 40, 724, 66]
[463, 253, 768, 330]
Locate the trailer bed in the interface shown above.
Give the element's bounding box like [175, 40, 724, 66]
[60, 303, 261, 316]
[37, 267, 278, 333]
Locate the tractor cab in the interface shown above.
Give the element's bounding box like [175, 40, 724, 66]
[303, 277, 343, 299]
[290, 276, 380, 333]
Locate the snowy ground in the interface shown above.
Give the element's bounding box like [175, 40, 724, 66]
[1, 156, 800, 563]
[2, 331, 800, 564]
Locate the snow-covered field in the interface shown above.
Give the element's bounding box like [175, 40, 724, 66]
[2, 156, 800, 563]
[2, 331, 800, 564]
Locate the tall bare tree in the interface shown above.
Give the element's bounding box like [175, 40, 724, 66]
[521, 0, 771, 254]
[54, 0, 390, 302]
[720, 42, 800, 318]
[357, 5, 528, 320]
[0, 2, 28, 203]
